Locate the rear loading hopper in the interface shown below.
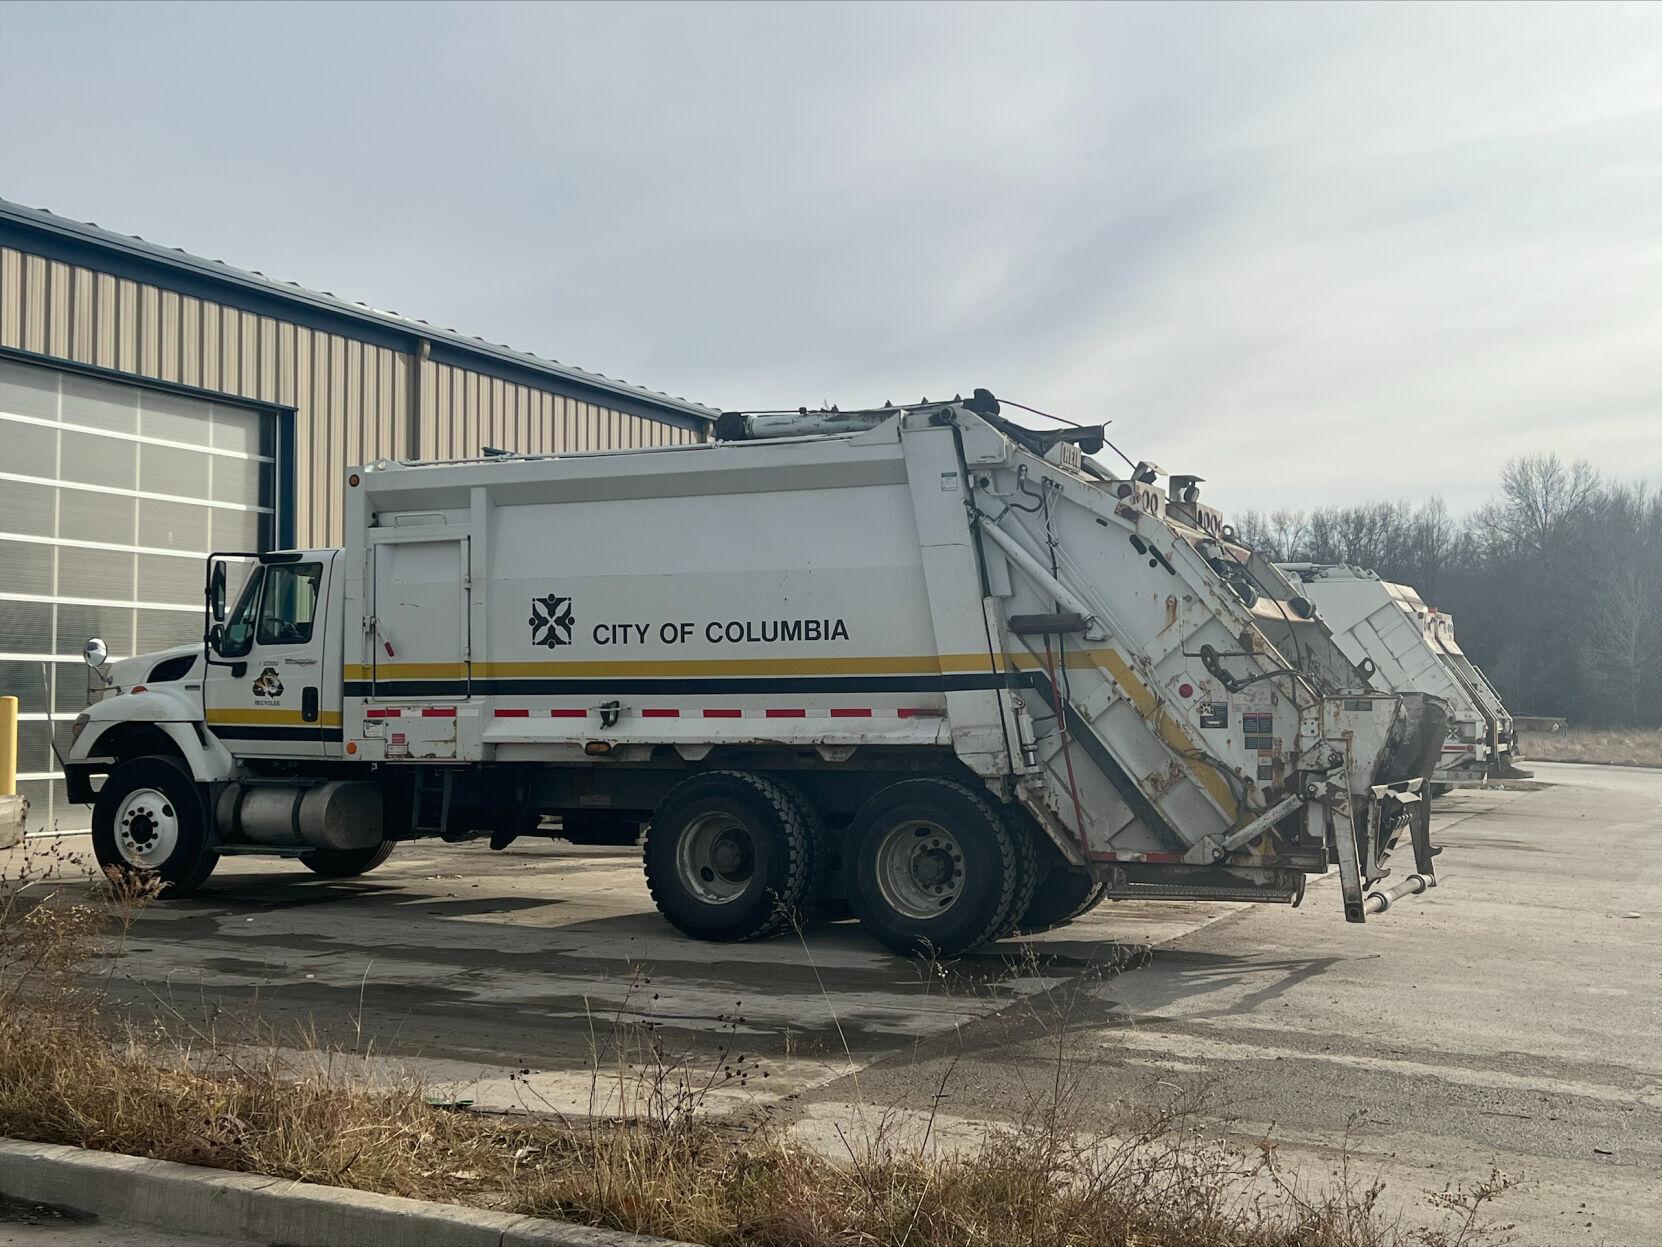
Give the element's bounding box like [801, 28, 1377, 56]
[721, 395, 1448, 931]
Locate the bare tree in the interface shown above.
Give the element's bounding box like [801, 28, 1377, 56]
[1237, 458, 1658, 727]
[1494, 453, 1601, 552]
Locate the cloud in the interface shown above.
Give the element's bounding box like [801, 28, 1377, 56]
[2, 0, 1656, 513]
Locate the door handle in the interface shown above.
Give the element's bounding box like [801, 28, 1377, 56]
[302, 687, 319, 723]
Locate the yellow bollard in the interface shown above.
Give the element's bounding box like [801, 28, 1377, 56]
[0, 695, 15, 797]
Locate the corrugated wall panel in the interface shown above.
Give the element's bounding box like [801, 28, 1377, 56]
[276, 321, 296, 408]
[180, 295, 201, 387]
[0, 249, 20, 348]
[138, 283, 160, 377]
[157, 289, 180, 383]
[224, 311, 242, 396]
[69, 265, 94, 361]
[116, 278, 138, 374]
[0, 246, 702, 546]
[293, 327, 314, 539]
[22, 254, 47, 354]
[46, 260, 71, 358]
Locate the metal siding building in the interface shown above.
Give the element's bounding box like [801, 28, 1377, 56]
[0, 199, 714, 832]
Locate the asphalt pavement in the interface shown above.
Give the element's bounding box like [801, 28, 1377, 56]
[5, 762, 1657, 1245]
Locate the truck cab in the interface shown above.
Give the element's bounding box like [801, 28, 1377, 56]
[202, 551, 345, 757]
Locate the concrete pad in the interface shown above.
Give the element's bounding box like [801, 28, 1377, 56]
[0, 1138, 688, 1247]
[9, 773, 1658, 1242]
[794, 773, 1662, 1243]
[2, 830, 1240, 1117]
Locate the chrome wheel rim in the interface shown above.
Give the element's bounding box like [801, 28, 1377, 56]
[874, 819, 964, 919]
[114, 787, 179, 868]
[676, 812, 755, 905]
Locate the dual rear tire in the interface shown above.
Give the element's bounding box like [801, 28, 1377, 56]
[846, 778, 1035, 956]
[644, 773, 1040, 957]
[1015, 868, 1108, 934]
[643, 771, 816, 942]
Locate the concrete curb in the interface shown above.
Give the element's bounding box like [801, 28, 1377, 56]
[0, 1138, 695, 1247]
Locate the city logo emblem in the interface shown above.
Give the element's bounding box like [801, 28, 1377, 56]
[530, 594, 575, 648]
[251, 666, 284, 697]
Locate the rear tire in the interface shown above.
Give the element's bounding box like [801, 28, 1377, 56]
[1016, 868, 1108, 934]
[643, 771, 814, 941]
[847, 778, 1027, 957]
[300, 842, 394, 878]
[90, 756, 218, 897]
[768, 776, 837, 919]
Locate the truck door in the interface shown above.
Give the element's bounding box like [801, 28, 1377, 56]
[368, 532, 471, 699]
[204, 552, 339, 758]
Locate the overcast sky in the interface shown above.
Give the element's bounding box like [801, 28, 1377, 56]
[1, 1, 1657, 512]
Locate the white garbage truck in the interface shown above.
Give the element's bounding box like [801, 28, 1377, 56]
[1275, 564, 1520, 781]
[64, 392, 1447, 955]
[1426, 608, 1520, 768]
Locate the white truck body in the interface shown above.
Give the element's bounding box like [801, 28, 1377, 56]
[1426, 609, 1518, 761]
[1276, 564, 1516, 780]
[66, 396, 1447, 952]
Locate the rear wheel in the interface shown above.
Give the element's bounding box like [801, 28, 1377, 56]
[848, 778, 1028, 957]
[1016, 867, 1108, 934]
[643, 771, 814, 941]
[91, 756, 218, 896]
[300, 842, 395, 878]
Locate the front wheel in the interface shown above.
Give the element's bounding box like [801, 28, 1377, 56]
[90, 756, 218, 896]
[300, 842, 395, 878]
[848, 779, 1030, 957]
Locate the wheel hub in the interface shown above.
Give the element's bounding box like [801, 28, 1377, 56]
[677, 813, 756, 905]
[114, 788, 180, 868]
[875, 820, 966, 919]
[711, 832, 746, 877]
[911, 844, 953, 888]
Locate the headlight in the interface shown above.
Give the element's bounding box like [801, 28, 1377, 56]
[71, 713, 90, 745]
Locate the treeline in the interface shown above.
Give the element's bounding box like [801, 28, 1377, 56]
[1233, 454, 1662, 728]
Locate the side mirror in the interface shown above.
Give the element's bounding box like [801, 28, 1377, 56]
[208, 560, 228, 622]
[83, 636, 107, 669]
[207, 622, 225, 653]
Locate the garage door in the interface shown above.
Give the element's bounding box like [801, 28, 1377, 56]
[0, 356, 277, 834]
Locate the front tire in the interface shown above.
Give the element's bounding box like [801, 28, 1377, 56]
[300, 842, 395, 878]
[91, 756, 218, 896]
[847, 778, 1029, 957]
[643, 771, 814, 942]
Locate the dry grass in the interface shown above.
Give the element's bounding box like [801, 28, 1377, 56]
[1521, 727, 1662, 768]
[0, 851, 1516, 1247]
